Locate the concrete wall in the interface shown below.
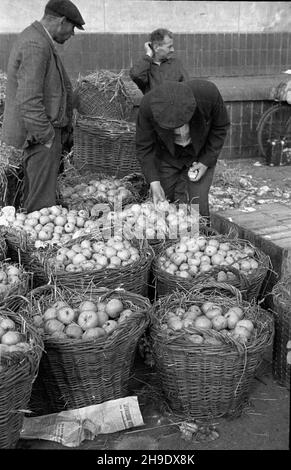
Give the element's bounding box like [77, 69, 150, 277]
[0, 1, 291, 34]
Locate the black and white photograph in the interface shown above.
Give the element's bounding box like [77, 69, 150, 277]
[0, 0, 290, 458]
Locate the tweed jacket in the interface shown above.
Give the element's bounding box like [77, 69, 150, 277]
[130, 55, 189, 94]
[2, 21, 73, 149]
[135, 79, 230, 183]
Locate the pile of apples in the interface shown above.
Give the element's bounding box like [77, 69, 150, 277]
[2, 205, 99, 249]
[0, 316, 32, 355]
[60, 177, 134, 210]
[105, 200, 195, 240]
[33, 297, 137, 340]
[49, 235, 140, 273]
[0, 264, 25, 298]
[163, 301, 255, 344]
[157, 235, 259, 280]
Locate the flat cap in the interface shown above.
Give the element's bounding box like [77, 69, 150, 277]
[45, 0, 85, 30]
[150, 81, 196, 129]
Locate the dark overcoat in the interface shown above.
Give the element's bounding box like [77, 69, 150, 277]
[136, 79, 230, 183]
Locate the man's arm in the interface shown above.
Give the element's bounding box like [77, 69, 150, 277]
[136, 103, 160, 183]
[197, 91, 230, 168]
[16, 40, 55, 145]
[129, 55, 153, 95]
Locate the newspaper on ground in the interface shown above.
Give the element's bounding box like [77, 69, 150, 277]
[20, 396, 144, 447]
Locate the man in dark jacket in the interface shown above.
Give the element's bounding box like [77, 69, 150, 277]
[130, 28, 189, 94]
[136, 80, 230, 221]
[2, 0, 85, 212]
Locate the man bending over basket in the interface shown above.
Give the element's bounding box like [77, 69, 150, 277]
[135, 80, 230, 224]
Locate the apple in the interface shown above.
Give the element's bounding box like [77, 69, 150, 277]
[43, 307, 58, 321]
[96, 310, 109, 326]
[50, 330, 67, 339]
[12, 342, 31, 353]
[32, 315, 44, 328]
[105, 299, 124, 318]
[0, 318, 16, 331]
[44, 319, 65, 335]
[82, 327, 106, 340]
[118, 309, 134, 323]
[201, 302, 215, 314]
[205, 306, 223, 320]
[225, 306, 244, 320]
[65, 323, 83, 339]
[212, 315, 228, 331]
[0, 326, 6, 339]
[57, 306, 75, 325]
[225, 311, 240, 329]
[236, 319, 254, 332]
[194, 316, 212, 329]
[77, 310, 99, 330]
[103, 320, 118, 335]
[1, 330, 22, 346]
[51, 300, 69, 311]
[79, 300, 98, 312]
[188, 334, 204, 344]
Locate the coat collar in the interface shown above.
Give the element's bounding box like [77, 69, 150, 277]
[31, 21, 57, 52]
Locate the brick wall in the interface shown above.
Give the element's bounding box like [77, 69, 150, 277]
[1, 31, 290, 160]
[221, 101, 271, 160]
[1, 32, 291, 80]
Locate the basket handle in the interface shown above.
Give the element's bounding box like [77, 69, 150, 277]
[189, 279, 243, 303]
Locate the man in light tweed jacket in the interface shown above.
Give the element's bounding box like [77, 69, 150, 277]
[2, 0, 85, 212]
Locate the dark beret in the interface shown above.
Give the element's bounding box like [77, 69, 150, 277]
[150, 81, 196, 129]
[45, 0, 85, 30]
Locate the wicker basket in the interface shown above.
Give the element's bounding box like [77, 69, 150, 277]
[271, 276, 291, 389]
[149, 282, 274, 419]
[0, 261, 32, 306]
[73, 116, 141, 177]
[0, 308, 43, 448]
[58, 167, 141, 214]
[20, 284, 150, 413]
[4, 227, 49, 287]
[74, 70, 134, 121]
[0, 232, 7, 261]
[153, 236, 271, 302]
[38, 233, 154, 297]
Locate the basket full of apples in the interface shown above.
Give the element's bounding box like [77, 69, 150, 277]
[58, 170, 140, 215]
[0, 308, 43, 448]
[1, 204, 102, 286]
[38, 232, 154, 296]
[21, 284, 150, 413]
[153, 234, 271, 301]
[0, 262, 32, 304]
[149, 281, 274, 419]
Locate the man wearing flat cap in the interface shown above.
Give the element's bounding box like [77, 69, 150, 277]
[136, 80, 230, 222]
[2, 0, 85, 212]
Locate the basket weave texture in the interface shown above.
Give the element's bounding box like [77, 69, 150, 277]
[73, 116, 140, 177]
[0, 232, 7, 261]
[58, 166, 141, 214]
[20, 284, 150, 413]
[38, 233, 154, 297]
[0, 308, 43, 448]
[149, 282, 274, 419]
[4, 227, 48, 287]
[271, 276, 291, 389]
[74, 70, 135, 120]
[0, 261, 32, 305]
[153, 236, 271, 302]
